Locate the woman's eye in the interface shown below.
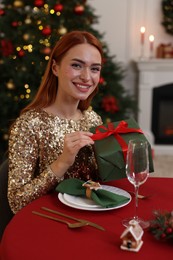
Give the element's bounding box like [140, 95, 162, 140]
[91, 67, 101, 73]
[71, 63, 82, 69]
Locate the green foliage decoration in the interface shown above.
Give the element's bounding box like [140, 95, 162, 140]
[162, 0, 173, 35]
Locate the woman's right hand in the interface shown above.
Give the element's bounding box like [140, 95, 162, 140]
[50, 131, 94, 177]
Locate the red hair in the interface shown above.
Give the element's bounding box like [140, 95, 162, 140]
[21, 30, 103, 114]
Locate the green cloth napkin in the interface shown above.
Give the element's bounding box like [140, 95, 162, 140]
[56, 178, 130, 208]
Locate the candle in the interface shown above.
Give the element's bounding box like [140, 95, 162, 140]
[140, 26, 145, 45]
[149, 35, 154, 51]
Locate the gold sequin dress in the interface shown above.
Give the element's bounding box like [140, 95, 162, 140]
[8, 109, 102, 214]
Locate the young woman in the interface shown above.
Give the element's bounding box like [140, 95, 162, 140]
[8, 30, 103, 214]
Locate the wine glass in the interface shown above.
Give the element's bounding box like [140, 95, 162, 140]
[122, 139, 150, 229]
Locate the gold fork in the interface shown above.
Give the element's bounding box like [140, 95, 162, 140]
[41, 207, 105, 231]
[32, 211, 88, 229]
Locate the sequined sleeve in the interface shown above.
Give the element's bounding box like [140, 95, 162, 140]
[8, 112, 60, 214]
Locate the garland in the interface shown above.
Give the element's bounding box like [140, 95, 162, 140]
[149, 210, 173, 241]
[162, 0, 173, 35]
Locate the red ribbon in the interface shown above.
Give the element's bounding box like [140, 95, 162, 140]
[91, 121, 143, 161]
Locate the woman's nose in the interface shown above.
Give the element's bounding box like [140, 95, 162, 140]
[79, 67, 90, 81]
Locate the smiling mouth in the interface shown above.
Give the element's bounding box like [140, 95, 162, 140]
[74, 83, 91, 90]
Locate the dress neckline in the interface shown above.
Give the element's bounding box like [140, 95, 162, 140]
[40, 109, 86, 122]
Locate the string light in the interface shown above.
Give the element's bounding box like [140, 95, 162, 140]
[25, 94, 30, 99]
[16, 46, 21, 51]
[45, 56, 49, 60]
[44, 4, 49, 14]
[24, 84, 29, 89]
[20, 94, 25, 99]
[26, 89, 31, 93]
[27, 45, 33, 52]
[50, 9, 55, 14]
[38, 25, 43, 30]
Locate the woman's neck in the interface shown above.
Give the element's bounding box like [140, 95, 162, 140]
[44, 103, 83, 120]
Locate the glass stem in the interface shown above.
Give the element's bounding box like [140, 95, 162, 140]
[134, 184, 139, 221]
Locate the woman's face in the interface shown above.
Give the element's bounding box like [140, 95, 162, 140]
[52, 43, 102, 102]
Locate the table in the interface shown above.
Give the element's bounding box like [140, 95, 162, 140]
[1, 177, 173, 260]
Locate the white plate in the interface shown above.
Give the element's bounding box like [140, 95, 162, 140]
[58, 185, 131, 211]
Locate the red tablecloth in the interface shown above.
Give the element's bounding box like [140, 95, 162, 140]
[1, 177, 173, 260]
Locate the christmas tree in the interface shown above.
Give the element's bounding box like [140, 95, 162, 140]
[0, 0, 136, 159]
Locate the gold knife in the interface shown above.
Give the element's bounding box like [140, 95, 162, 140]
[41, 207, 105, 231]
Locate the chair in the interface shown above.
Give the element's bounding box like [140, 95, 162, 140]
[0, 159, 14, 240]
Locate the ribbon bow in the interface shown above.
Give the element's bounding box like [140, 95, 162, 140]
[91, 121, 143, 160]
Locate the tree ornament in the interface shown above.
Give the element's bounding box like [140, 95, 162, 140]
[42, 26, 52, 36]
[23, 34, 30, 41]
[166, 227, 173, 234]
[102, 96, 119, 113]
[58, 26, 67, 35]
[25, 5, 32, 12]
[0, 9, 5, 16]
[17, 49, 25, 57]
[0, 39, 14, 56]
[6, 80, 15, 90]
[74, 5, 85, 15]
[99, 77, 105, 85]
[54, 4, 63, 12]
[25, 17, 32, 24]
[42, 47, 51, 55]
[13, 0, 24, 8]
[34, 0, 45, 8]
[11, 21, 19, 27]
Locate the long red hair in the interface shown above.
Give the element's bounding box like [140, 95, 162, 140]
[21, 30, 104, 115]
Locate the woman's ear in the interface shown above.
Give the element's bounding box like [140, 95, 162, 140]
[52, 59, 59, 77]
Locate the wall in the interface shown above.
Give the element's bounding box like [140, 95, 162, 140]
[89, 0, 173, 93]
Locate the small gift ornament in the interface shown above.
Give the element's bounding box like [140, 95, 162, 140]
[120, 221, 144, 252]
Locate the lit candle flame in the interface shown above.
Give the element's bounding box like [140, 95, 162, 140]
[149, 35, 154, 42]
[140, 27, 145, 34]
[149, 35, 155, 55]
[140, 26, 145, 45]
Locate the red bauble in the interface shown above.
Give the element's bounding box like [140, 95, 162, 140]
[11, 21, 19, 27]
[34, 0, 44, 7]
[166, 227, 173, 234]
[74, 5, 84, 15]
[102, 96, 119, 113]
[161, 233, 166, 239]
[54, 4, 63, 12]
[99, 77, 105, 84]
[18, 50, 25, 57]
[42, 26, 52, 36]
[0, 9, 5, 16]
[0, 39, 14, 57]
[42, 47, 51, 55]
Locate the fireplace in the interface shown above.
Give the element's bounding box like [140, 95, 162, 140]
[152, 84, 173, 144]
[136, 59, 173, 155]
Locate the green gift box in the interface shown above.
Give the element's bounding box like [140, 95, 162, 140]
[91, 118, 154, 182]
